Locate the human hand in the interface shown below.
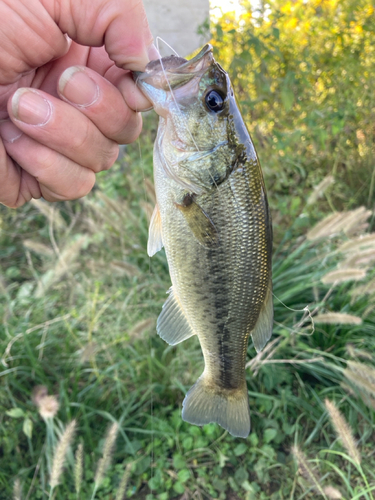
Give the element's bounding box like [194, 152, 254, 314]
[0, 0, 157, 208]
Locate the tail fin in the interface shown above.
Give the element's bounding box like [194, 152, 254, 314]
[181, 375, 250, 438]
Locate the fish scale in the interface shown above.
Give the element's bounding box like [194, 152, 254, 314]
[135, 44, 273, 438]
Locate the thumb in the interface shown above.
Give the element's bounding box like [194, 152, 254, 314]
[51, 0, 156, 70]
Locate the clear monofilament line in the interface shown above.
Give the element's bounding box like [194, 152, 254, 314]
[155, 37, 201, 155]
[154, 37, 229, 197]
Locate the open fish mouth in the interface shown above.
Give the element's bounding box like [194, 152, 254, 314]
[134, 44, 214, 92]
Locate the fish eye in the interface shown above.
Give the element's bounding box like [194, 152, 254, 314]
[205, 90, 225, 112]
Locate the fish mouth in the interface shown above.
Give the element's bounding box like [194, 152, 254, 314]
[134, 44, 214, 92]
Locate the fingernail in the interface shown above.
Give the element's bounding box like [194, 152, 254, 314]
[148, 43, 161, 62]
[59, 66, 99, 107]
[0, 120, 23, 143]
[12, 89, 52, 126]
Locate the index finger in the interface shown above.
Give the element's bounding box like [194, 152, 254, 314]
[46, 0, 157, 70]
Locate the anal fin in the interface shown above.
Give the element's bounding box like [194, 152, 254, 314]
[157, 287, 196, 345]
[147, 204, 163, 257]
[251, 279, 273, 353]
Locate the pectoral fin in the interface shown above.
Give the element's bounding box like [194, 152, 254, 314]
[175, 194, 219, 248]
[157, 287, 196, 345]
[251, 279, 273, 353]
[147, 204, 163, 257]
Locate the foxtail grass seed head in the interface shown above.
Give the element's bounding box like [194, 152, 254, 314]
[321, 268, 367, 285]
[23, 239, 54, 257]
[35, 236, 87, 298]
[344, 371, 375, 399]
[129, 318, 155, 340]
[306, 207, 371, 240]
[292, 445, 326, 496]
[37, 395, 60, 420]
[306, 175, 335, 206]
[32, 386, 60, 419]
[347, 361, 375, 385]
[31, 199, 66, 229]
[324, 399, 361, 464]
[323, 486, 343, 499]
[13, 478, 22, 500]
[94, 422, 119, 487]
[351, 277, 375, 301]
[338, 234, 375, 254]
[75, 442, 84, 495]
[50, 420, 77, 489]
[314, 313, 362, 325]
[306, 212, 346, 240]
[346, 344, 373, 361]
[341, 249, 375, 269]
[115, 462, 133, 500]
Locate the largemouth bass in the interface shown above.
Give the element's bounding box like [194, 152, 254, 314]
[135, 44, 273, 438]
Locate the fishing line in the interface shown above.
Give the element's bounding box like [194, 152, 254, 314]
[155, 35, 180, 57]
[134, 127, 155, 494]
[272, 292, 315, 336]
[154, 37, 230, 205]
[155, 37, 202, 155]
[156, 35, 229, 208]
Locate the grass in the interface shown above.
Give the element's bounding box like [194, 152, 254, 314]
[1, 117, 375, 499]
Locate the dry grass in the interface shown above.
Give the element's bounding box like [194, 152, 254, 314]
[314, 313, 362, 325]
[50, 420, 77, 489]
[292, 445, 327, 497]
[325, 399, 361, 465]
[94, 422, 120, 488]
[321, 268, 367, 285]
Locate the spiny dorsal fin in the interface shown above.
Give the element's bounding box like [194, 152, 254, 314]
[147, 204, 163, 257]
[157, 287, 196, 345]
[175, 194, 219, 248]
[251, 279, 273, 353]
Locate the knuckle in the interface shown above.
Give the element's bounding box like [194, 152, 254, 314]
[71, 119, 91, 152]
[97, 141, 119, 171]
[122, 113, 142, 144]
[75, 170, 96, 199]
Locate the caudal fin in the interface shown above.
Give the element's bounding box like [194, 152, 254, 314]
[181, 376, 250, 438]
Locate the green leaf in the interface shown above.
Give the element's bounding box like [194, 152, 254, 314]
[234, 467, 249, 484]
[172, 454, 186, 469]
[234, 443, 248, 456]
[157, 494, 169, 500]
[23, 418, 33, 439]
[177, 469, 190, 483]
[212, 478, 226, 492]
[6, 408, 25, 418]
[249, 433, 259, 447]
[148, 475, 160, 490]
[263, 428, 278, 443]
[173, 481, 185, 494]
[241, 480, 253, 492]
[181, 436, 193, 451]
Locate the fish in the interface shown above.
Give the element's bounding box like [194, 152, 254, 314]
[135, 44, 273, 438]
